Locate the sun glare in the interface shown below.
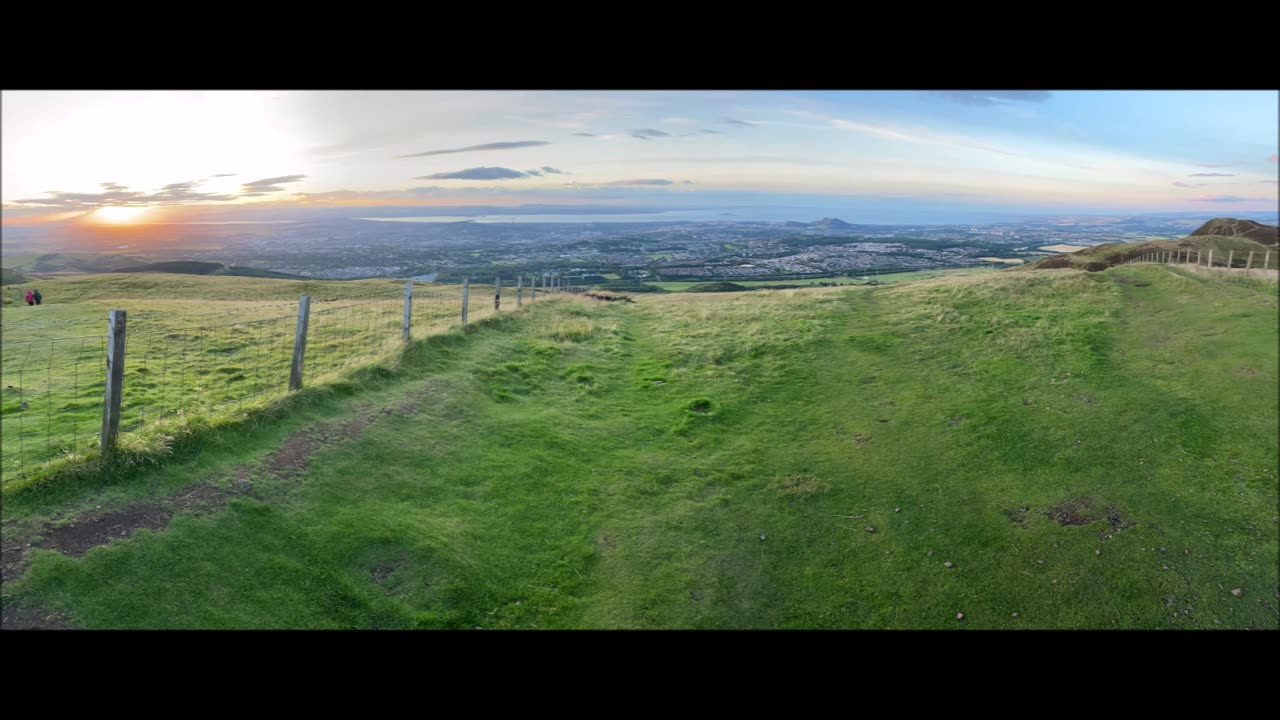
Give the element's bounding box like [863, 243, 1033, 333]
[91, 206, 150, 224]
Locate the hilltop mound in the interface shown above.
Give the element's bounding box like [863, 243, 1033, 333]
[1190, 218, 1279, 245]
[684, 282, 751, 293]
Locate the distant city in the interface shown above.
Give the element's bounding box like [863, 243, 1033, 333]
[4, 211, 1278, 283]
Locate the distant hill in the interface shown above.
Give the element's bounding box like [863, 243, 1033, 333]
[785, 217, 853, 230]
[21, 252, 148, 274]
[1019, 218, 1278, 272]
[684, 282, 751, 293]
[0, 268, 31, 286]
[1190, 218, 1279, 245]
[130, 261, 307, 279]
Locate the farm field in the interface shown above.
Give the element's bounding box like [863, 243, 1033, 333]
[1, 264, 1276, 629]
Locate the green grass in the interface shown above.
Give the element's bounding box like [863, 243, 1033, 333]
[0, 274, 504, 488]
[1, 266, 1276, 629]
[645, 267, 993, 292]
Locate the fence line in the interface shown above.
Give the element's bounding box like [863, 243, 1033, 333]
[0, 276, 590, 486]
[1125, 247, 1273, 270]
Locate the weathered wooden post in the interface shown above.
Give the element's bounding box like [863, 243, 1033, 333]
[288, 295, 310, 391]
[1227, 250, 1234, 269]
[402, 282, 413, 342]
[1207, 249, 1214, 267]
[1246, 250, 1254, 270]
[461, 279, 470, 325]
[1197, 248, 1202, 265]
[495, 276, 501, 312]
[1265, 251, 1271, 270]
[517, 274, 523, 307]
[531, 274, 537, 301]
[100, 309, 127, 453]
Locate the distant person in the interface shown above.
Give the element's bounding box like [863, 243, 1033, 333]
[24, 290, 34, 306]
[32, 289, 42, 305]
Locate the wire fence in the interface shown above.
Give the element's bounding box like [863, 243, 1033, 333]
[1126, 247, 1275, 271]
[0, 275, 587, 486]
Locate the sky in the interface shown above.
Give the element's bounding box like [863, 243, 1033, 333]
[2, 90, 1277, 225]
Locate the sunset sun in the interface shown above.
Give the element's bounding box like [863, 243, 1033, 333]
[91, 205, 150, 224]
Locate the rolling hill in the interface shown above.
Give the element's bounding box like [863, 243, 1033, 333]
[0, 263, 1275, 629]
[1019, 217, 1279, 272]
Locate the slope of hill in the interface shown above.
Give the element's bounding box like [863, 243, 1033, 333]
[129, 261, 308, 279]
[1019, 218, 1279, 272]
[1, 266, 1274, 629]
[0, 268, 31, 286]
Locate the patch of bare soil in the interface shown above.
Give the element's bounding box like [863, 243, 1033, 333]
[0, 604, 74, 630]
[852, 433, 872, 447]
[1046, 497, 1097, 526]
[948, 416, 967, 427]
[1005, 506, 1030, 525]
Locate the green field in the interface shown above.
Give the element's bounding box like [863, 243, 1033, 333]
[0, 274, 508, 489]
[1, 265, 1276, 629]
[645, 267, 992, 291]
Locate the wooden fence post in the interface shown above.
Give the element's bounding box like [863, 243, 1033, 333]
[402, 282, 413, 342]
[1227, 250, 1234, 269]
[517, 274, 523, 307]
[462, 279, 469, 325]
[288, 295, 311, 391]
[531, 274, 537, 301]
[1246, 250, 1254, 270]
[1265, 251, 1271, 270]
[100, 309, 127, 453]
[1197, 249, 1202, 265]
[495, 277, 501, 312]
[1207, 249, 1213, 267]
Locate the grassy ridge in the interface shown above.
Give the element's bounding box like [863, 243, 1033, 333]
[1, 267, 1276, 629]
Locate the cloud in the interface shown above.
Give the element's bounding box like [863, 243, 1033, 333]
[604, 178, 674, 186]
[1173, 181, 1207, 188]
[682, 180, 695, 185]
[631, 129, 670, 140]
[1259, 180, 1279, 184]
[1189, 195, 1270, 203]
[926, 90, 1052, 106]
[681, 129, 721, 136]
[211, 173, 238, 177]
[396, 141, 550, 158]
[723, 118, 756, 126]
[540, 167, 564, 174]
[572, 133, 596, 137]
[242, 175, 308, 188]
[11, 179, 242, 208]
[418, 167, 531, 180]
[1189, 172, 1235, 177]
[1197, 164, 1227, 168]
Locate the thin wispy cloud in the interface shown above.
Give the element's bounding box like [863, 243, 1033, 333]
[242, 175, 307, 188]
[631, 129, 671, 140]
[1197, 164, 1227, 168]
[1258, 180, 1279, 184]
[1189, 172, 1235, 177]
[418, 167, 532, 180]
[926, 90, 1052, 106]
[396, 141, 550, 158]
[572, 133, 596, 137]
[211, 173, 238, 177]
[605, 178, 674, 186]
[723, 118, 756, 126]
[1173, 181, 1207, 188]
[1189, 195, 1268, 203]
[12, 179, 242, 208]
[681, 129, 721, 136]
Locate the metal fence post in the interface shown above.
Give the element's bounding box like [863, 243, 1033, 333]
[517, 274, 523, 307]
[100, 309, 127, 453]
[461, 279, 469, 325]
[495, 276, 501, 312]
[531, 274, 537, 302]
[403, 282, 413, 342]
[289, 295, 311, 391]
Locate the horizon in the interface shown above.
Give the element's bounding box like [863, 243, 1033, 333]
[3, 90, 1278, 232]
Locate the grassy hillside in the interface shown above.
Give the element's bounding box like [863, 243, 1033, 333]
[1021, 235, 1277, 272]
[1, 267, 1276, 629]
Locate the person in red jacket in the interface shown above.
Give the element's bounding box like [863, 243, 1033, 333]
[24, 290, 34, 306]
